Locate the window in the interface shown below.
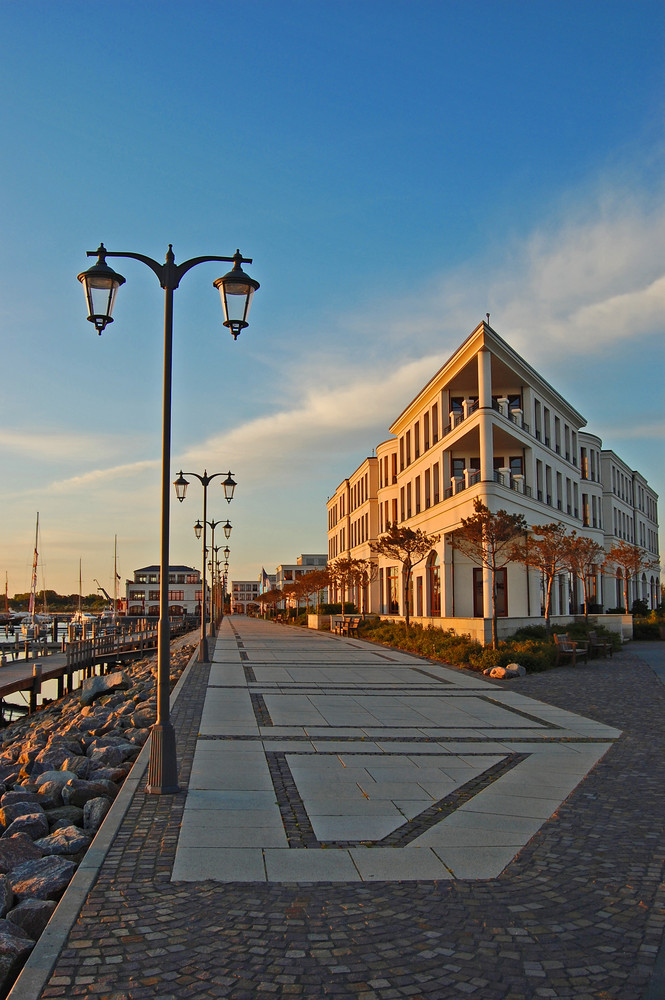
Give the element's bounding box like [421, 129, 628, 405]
[149, 590, 159, 601]
[424, 412, 430, 451]
[424, 469, 431, 509]
[473, 568, 507, 617]
[415, 476, 421, 514]
[432, 403, 439, 443]
[387, 567, 399, 614]
[400, 437, 404, 471]
[428, 552, 440, 616]
[406, 482, 412, 518]
[509, 456, 523, 477]
[414, 421, 420, 459]
[406, 431, 411, 466]
[168, 590, 184, 601]
[391, 453, 398, 484]
[433, 463, 440, 504]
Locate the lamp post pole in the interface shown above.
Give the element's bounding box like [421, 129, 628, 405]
[77, 244, 258, 795]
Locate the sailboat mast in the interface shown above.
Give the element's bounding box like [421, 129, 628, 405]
[28, 513, 39, 622]
[113, 535, 118, 618]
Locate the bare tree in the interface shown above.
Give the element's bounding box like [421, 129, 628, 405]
[256, 589, 283, 619]
[562, 533, 605, 620]
[370, 523, 440, 628]
[605, 540, 659, 613]
[511, 521, 568, 633]
[299, 569, 330, 614]
[451, 499, 526, 647]
[328, 557, 367, 617]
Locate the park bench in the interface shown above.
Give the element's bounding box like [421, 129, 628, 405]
[554, 633, 588, 667]
[331, 615, 362, 637]
[588, 630, 613, 658]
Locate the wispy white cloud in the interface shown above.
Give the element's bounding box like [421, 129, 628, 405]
[47, 459, 159, 493]
[179, 356, 440, 482]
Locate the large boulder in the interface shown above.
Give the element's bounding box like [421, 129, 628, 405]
[45, 806, 84, 831]
[7, 856, 77, 901]
[83, 797, 112, 834]
[0, 803, 46, 834]
[6, 899, 56, 941]
[87, 745, 124, 769]
[0, 835, 43, 875]
[34, 826, 91, 857]
[33, 770, 77, 790]
[80, 671, 129, 708]
[0, 920, 34, 997]
[3, 813, 49, 841]
[61, 778, 117, 808]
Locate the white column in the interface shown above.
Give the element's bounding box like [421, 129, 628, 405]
[477, 347, 494, 482]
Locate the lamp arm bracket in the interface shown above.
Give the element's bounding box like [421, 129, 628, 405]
[87, 249, 165, 284]
[174, 254, 253, 286]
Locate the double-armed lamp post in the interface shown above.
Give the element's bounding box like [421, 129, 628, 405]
[196, 519, 231, 636]
[174, 471, 234, 662]
[77, 244, 259, 795]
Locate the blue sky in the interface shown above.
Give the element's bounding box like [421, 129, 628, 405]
[1, 0, 663, 597]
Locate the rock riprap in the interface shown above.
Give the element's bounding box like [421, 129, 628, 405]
[0, 641, 193, 996]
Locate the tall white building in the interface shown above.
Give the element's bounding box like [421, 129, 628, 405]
[327, 322, 660, 642]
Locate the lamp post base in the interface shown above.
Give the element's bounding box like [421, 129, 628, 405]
[199, 635, 209, 663]
[145, 722, 179, 794]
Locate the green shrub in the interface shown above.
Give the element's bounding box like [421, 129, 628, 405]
[633, 621, 662, 641]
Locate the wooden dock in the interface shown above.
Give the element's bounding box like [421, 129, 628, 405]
[0, 626, 162, 722]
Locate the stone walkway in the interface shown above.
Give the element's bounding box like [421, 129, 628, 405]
[9, 618, 665, 1000]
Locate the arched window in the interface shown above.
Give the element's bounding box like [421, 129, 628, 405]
[427, 551, 441, 616]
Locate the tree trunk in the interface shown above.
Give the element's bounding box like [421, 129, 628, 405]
[544, 576, 554, 633]
[490, 569, 498, 649]
[404, 563, 411, 628]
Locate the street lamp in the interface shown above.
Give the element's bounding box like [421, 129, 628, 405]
[195, 517, 227, 636]
[77, 243, 258, 796]
[174, 470, 236, 662]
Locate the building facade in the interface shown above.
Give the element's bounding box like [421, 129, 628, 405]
[125, 565, 201, 617]
[327, 322, 660, 641]
[231, 580, 260, 614]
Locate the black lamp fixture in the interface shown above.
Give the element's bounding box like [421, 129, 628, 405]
[223, 472, 236, 503]
[223, 520, 232, 539]
[194, 520, 203, 540]
[77, 246, 126, 335]
[213, 251, 260, 340]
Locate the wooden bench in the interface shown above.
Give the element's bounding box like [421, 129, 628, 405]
[331, 615, 361, 637]
[588, 630, 613, 658]
[554, 633, 588, 667]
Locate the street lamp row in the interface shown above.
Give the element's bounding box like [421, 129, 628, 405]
[77, 242, 259, 796]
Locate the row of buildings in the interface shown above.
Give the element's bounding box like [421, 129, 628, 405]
[230, 554, 327, 614]
[326, 322, 660, 643]
[123, 554, 329, 619]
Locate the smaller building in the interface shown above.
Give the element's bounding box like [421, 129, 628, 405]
[231, 580, 260, 614]
[125, 565, 201, 617]
[275, 554, 327, 591]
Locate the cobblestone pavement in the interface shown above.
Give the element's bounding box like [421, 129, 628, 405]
[9, 621, 665, 1000]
